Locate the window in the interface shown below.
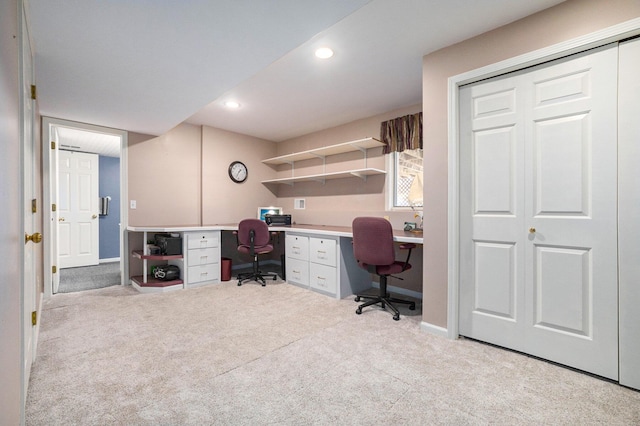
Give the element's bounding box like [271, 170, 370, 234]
[392, 148, 423, 208]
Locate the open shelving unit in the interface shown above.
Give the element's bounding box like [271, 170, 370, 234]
[129, 232, 184, 293]
[261, 137, 386, 185]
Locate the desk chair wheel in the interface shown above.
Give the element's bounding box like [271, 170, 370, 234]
[409, 302, 416, 310]
[354, 296, 361, 302]
[355, 307, 362, 315]
[393, 313, 400, 321]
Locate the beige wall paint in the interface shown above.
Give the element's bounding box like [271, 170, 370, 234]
[275, 104, 422, 230]
[127, 124, 278, 226]
[201, 126, 278, 224]
[422, 0, 640, 328]
[128, 124, 202, 226]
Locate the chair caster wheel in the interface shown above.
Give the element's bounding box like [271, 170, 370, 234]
[355, 308, 362, 315]
[261, 283, 266, 287]
[354, 296, 361, 302]
[237, 283, 242, 286]
[409, 303, 416, 310]
[393, 314, 400, 321]
[273, 276, 277, 281]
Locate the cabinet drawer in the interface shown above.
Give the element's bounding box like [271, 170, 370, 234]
[187, 247, 219, 266]
[187, 231, 219, 249]
[309, 237, 337, 267]
[286, 257, 309, 287]
[286, 234, 309, 261]
[309, 262, 337, 295]
[188, 264, 219, 284]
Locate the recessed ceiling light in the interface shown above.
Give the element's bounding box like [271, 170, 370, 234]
[224, 101, 240, 109]
[315, 47, 334, 59]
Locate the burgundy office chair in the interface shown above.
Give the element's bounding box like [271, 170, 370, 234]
[352, 217, 416, 320]
[236, 219, 278, 286]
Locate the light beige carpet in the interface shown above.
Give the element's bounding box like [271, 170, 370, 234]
[26, 281, 640, 425]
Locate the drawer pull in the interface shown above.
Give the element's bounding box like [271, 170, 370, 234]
[293, 269, 300, 274]
[316, 250, 326, 254]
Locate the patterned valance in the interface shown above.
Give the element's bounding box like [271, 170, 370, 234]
[380, 112, 423, 154]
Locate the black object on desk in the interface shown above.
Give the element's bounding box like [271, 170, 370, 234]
[265, 214, 292, 226]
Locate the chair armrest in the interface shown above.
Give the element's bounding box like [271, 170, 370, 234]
[399, 243, 415, 271]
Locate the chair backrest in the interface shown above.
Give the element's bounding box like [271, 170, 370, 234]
[352, 217, 395, 266]
[237, 219, 270, 247]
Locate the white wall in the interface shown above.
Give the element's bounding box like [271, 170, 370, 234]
[0, 0, 26, 422]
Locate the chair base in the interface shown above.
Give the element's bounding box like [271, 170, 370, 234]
[237, 271, 278, 286]
[354, 276, 415, 320]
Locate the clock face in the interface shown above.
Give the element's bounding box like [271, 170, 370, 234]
[228, 161, 248, 183]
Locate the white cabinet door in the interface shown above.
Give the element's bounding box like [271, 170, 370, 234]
[459, 45, 618, 380]
[188, 231, 219, 249]
[309, 237, 337, 267]
[188, 264, 219, 284]
[187, 247, 220, 267]
[309, 262, 336, 295]
[285, 234, 308, 261]
[286, 257, 309, 287]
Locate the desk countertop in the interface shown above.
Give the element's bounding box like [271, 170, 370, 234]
[127, 223, 423, 244]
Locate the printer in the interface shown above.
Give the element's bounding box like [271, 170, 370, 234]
[265, 214, 292, 226]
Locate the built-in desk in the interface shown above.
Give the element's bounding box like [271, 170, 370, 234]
[126, 224, 423, 297]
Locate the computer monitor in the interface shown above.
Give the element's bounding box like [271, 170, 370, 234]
[257, 206, 283, 221]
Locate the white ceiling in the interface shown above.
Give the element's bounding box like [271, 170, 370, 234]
[56, 127, 121, 158]
[28, 0, 565, 147]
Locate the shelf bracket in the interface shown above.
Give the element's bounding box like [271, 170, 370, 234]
[350, 171, 367, 181]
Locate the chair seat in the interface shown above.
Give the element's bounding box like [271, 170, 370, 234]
[359, 260, 411, 276]
[238, 244, 273, 255]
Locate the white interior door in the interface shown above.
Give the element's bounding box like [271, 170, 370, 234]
[58, 150, 99, 268]
[20, 4, 37, 406]
[618, 37, 640, 390]
[459, 45, 619, 379]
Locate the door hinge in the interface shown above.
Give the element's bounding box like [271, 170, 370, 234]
[51, 141, 56, 149]
[32, 311, 37, 326]
[32, 199, 37, 213]
[52, 203, 57, 212]
[52, 265, 57, 274]
[30, 85, 36, 100]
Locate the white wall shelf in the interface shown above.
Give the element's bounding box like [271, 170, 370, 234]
[261, 137, 385, 185]
[262, 168, 386, 185]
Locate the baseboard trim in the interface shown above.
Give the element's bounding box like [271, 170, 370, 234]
[99, 257, 120, 264]
[420, 321, 449, 338]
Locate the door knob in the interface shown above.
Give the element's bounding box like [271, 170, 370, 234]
[25, 232, 43, 244]
[59, 217, 65, 222]
[529, 227, 536, 234]
[92, 214, 98, 219]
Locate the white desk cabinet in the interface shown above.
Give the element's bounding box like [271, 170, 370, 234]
[309, 237, 338, 296]
[185, 231, 220, 287]
[285, 234, 309, 288]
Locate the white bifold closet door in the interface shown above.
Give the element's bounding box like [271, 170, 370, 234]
[459, 44, 618, 380]
[618, 37, 640, 390]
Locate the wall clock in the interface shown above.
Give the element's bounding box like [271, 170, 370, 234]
[228, 161, 248, 183]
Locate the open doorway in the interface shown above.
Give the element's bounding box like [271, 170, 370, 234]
[42, 117, 128, 297]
